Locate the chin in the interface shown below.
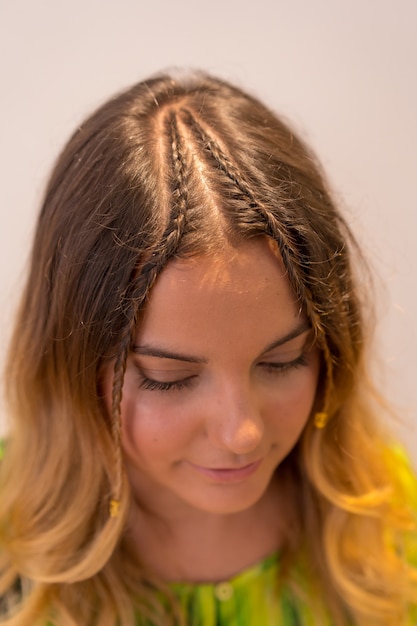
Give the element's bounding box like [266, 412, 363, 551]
[184, 483, 271, 516]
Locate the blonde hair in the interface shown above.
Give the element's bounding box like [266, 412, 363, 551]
[0, 71, 416, 625]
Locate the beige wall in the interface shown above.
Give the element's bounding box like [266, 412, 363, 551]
[1, 0, 416, 458]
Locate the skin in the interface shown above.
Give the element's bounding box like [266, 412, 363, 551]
[104, 237, 320, 581]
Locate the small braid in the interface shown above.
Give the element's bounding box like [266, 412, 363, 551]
[182, 110, 299, 273]
[321, 340, 335, 415]
[170, 110, 189, 227]
[110, 342, 128, 507]
[181, 108, 258, 207]
[109, 110, 189, 514]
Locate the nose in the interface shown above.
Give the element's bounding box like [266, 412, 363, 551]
[206, 384, 264, 456]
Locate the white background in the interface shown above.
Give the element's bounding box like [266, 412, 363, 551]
[1, 1, 416, 460]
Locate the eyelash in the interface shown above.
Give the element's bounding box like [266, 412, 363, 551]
[261, 353, 308, 375]
[137, 353, 309, 393]
[138, 376, 196, 392]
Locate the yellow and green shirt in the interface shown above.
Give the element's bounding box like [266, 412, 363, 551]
[169, 551, 323, 626]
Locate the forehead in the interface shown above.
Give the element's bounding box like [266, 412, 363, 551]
[135, 238, 301, 349]
[152, 236, 291, 295]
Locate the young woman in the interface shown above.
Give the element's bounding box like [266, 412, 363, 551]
[0, 71, 416, 626]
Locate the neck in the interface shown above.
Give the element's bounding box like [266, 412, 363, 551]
[126, 473, 291, 583]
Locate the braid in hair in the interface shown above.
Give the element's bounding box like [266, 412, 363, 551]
[109, 110, 189, 516]
[182, 110, 312, 309]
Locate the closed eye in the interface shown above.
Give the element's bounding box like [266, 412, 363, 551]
[260, 353, 308, 375]
[137, 374, 197, 392]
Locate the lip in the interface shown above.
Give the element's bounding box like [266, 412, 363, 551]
[188, 460, 262, 483]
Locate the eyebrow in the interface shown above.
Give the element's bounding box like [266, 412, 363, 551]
[260, 320, 311, 354]
[132, 344, 208, 364]
[131, 320, 310, 364]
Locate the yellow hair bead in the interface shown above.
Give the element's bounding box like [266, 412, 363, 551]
[314, 411, 328, 429]
[110, 499, 121, 518]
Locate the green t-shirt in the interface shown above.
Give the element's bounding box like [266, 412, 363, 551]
[169, 551, 323, 626]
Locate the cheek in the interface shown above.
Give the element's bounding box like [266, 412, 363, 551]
[266, 364, 319, 434]
[119, 377, 198, 466]
[122, 403, 173, 463]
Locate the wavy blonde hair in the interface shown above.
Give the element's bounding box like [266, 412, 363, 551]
[0, 71, 416, 625]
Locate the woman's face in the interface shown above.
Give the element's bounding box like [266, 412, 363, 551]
[105, 237, 320, 518]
